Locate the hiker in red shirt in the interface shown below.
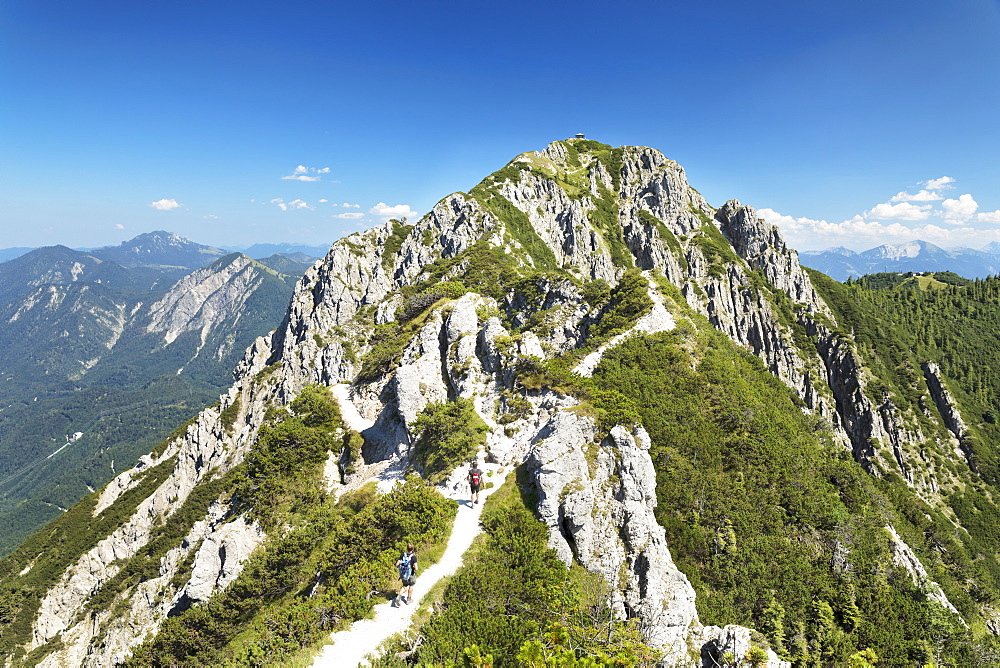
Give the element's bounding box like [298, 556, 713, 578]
[468, 459, 483, 505]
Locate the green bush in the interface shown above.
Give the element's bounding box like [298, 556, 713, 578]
[234, 385, 341, 527]
[412, 398, 489, 482]
[588, 269, 653, 341]
[396, 281, 467, 322]
[382, 219, 414, 269]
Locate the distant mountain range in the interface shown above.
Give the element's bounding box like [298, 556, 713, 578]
[0, 234, 330, 265]
[223, 242, 331, 259]
[0, 231, 319, 555]
[799, 240, 1000, 281]
[8, 235, 1000, 283]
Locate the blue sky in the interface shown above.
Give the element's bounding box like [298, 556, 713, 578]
[2, 1, 1000, 252]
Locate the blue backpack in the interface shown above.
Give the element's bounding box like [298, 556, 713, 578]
[398, 552, 415, 580]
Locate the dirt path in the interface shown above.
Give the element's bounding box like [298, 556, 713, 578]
[312, 465, 502, 667]
[331, 384, 375, 431]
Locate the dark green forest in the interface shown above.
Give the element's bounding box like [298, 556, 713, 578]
[590, 327, 990, 665]
[839, 272, 1000, 447]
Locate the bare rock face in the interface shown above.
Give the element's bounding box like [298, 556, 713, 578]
[35, 503, 264, 668]
[525, 421, 699, 663]
[182, 514, 265, 603]
[145, 254, 263, 346]
[923, 361, 977, 471]
[716, 200, 818, 304]
[885, 525, 962, 620]
[28, 337, 285, 665]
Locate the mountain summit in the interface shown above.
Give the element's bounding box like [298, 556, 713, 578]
[89, 230, 228, 269]
[2, 139, 996, 666]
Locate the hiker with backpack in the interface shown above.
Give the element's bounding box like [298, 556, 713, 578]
[394, 543, 418, 607]
[468, 459, 483, 505]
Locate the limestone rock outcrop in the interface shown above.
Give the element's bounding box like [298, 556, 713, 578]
[525, 421, 699, 662]
[923, 360, 977, 471]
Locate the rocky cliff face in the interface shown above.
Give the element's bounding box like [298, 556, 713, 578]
[5, 139, 976, 665]
[144, 254, 270, 356]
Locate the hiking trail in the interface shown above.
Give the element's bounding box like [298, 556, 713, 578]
[313, 388, 503, 667]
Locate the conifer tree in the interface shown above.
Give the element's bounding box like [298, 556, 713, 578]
[760, 596, 786, 656]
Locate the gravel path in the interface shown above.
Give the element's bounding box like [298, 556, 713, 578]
[331, 384, 375, 431]
[312, 465, 502, 667]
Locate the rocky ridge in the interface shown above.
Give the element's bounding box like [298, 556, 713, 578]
[8, 139, 975, 665]
[144, 254, 270, 354]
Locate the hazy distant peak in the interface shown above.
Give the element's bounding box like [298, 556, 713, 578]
[800, 238, 1000, 281]
[862, 240, 944, 260]
[810, 246, 857, 257]
[90, 231, 227, 269]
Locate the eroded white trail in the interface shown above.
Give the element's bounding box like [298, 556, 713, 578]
[312, 465, 502, 667]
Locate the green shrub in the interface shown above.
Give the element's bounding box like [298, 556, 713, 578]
[587, 188, 632, 268]
[382, 219, 414, 270]
[219, 396, 241, 434]
[397, 281, 467, 322]
[341, 430, 364, 478]
[580, 279, 611, 308]
[588, 269, 653, 341]
[412, 398, 489, 482]
[234, 385, 341, 527]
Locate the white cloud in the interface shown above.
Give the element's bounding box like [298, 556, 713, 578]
[149, 198, 182, 211]
[281, 165, 331, 181]
[764, 176, 1000, 250]
[864, 201, 932, 221]
[763, 204, 1000, 252]
[269, 197, 314, 211]
[341, 202, 360, 208]
[924, 176, 955, 191]
[370, 202, 419, 219]
[203, 214, 220, 220]
[318, 198, 329, 203]
[889, 189, 943, 203]
[888, 176, 955, 202]
[333, 212, 365, 219]
[115, 223, 125, 230]
[757, 208, 827, 232]
[941, 194, 978, 225]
